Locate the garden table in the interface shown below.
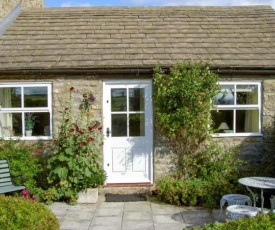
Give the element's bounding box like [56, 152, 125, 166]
[238, 177, 275, 213]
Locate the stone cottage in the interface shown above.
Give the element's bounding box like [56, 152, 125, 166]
[0, 3, 275, 185]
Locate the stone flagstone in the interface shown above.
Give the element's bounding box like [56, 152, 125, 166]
[49, 196, 221, 230]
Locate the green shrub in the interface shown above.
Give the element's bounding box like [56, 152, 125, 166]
[0, 195, 59, 230]
[195, 213, 275, 230]
[156, 142, 242, 209]
[156, 176, 205, 206]
[153, 61, 219, 177]
[0, 140, 42, 195]
[153, 62, 244, 209]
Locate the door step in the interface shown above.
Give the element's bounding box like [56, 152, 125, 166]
[99, 184, 154, 195]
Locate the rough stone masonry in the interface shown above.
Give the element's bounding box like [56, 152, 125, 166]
[0, 0, 44, 21]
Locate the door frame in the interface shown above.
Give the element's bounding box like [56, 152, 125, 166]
[102, 79, 154, 184]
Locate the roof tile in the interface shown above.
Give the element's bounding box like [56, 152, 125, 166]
[0, 5, 275, 70]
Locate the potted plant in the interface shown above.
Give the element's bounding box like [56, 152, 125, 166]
[25, 113, 37, 136]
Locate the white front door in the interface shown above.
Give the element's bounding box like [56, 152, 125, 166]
[103, 80, 153, 184]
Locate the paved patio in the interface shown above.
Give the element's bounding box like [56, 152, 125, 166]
[49, 196, 224, 230]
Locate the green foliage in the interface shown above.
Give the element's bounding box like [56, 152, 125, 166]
[153, 62, 242, 209]
[153, 61, 220, 176]
[195, 213, 275, 230]
[0, 195, 59, 230]
[156, 142, 241, 209]
[156, 176, 205, 206]
[47, 87, 106, 204]
[0, 140, 41, 195]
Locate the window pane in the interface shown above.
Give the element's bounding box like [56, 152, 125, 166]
[111, 89, 127, 112]
[0, 87, 21, 108]
[237, 85, 258, 105]
[236, 110, 259, 133]
[129, 88, 144, 111]
[211, 110, 233, 133]
[214, 85, 234, 105]
[130, 114, 145, 136]
[112, 114, 127, 137]
[25, 112, 50, 136]
[24, 87, 48, 107]
[0, 113, 22, 137]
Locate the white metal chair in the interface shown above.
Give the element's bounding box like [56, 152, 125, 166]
[217, 194, 252, 221]
[226, 204, 259, 220]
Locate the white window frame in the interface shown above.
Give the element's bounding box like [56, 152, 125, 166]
[212, 81, 262, 137]
[0, 82, 52, 140]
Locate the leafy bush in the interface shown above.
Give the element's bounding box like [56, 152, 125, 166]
[0, 195, 59, 230]
[153, 61, 243, 209]
[153, 61, 219, 177]
[0, 140, 41, 195]
[156, 142, 242, 209]
[47, 87, 106, 204]
[195, 213, 275, 230]
[156, 176, 205, 206]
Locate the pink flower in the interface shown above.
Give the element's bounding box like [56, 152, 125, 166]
[80, 142, 86, 147]
[22, 189, 30, 199]
[87, 137, 94, 142]
[22, 189, 28, 195]
[22, 189, 37, 202]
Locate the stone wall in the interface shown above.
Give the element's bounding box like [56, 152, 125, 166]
[0, 0, 44, 21]
[1, 73, 275, 183]
[52, 76, 103, 130]
[261, 80, 275, 175]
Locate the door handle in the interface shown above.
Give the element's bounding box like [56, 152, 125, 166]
[106, 127, 111, 137]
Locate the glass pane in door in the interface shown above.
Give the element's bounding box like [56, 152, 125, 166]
[111, 89, 127, 112]
[129, 114, 145, 136]
[112, 114, 127, 137]
[129, 88, 144, 111]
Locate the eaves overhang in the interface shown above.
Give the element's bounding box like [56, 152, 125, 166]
[1, 66, 275, 76]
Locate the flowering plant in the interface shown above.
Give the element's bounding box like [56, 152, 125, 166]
[80, 92, 95, 110]
[47, 87, 105, 203]
[22, 189, 38, 202]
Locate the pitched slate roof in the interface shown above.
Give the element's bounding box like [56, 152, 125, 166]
[0, 6, 275, 71]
